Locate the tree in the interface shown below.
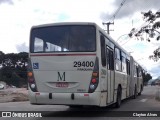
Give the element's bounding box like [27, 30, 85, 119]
[0, 51, 28, 87]
[129, 10, 160, 61]
[142, 71, 152, 85]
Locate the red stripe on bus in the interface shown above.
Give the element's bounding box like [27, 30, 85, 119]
[30, 53, 96, 56]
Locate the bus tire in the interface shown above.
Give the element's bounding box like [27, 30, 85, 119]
[133, 85, 137, 99]
[138, 85, 143, 96]
[115, 86, 122, 108]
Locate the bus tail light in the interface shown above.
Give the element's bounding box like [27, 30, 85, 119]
[88, 57, 99, 93]
[91, 78, 97, 83]
[92, 72, 98, 77]
[27, 59, 38, 92]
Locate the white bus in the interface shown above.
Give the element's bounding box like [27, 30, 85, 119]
[28, 22, 143, 108]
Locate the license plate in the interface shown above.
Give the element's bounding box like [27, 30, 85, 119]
[56, 82, 69, 88]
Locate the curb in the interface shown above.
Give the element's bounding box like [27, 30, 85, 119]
[0, 89, 29, 103]
[155, 87, 160, 101]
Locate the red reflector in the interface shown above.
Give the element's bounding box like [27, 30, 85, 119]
[35, 92, 40, 95]
[84, 94, 89, 96]
[91, 78, 96, 83]
[28, 78, 34, 83]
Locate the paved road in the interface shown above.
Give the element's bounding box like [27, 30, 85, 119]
[0, 86, 159, 120]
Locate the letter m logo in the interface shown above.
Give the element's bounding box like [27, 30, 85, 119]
[57, 72, 65, 81]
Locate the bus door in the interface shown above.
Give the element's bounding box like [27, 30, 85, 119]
[126, 59, 131, 97]
[134, 64, 138, 93]
[106, 46, 114, 104]
[137, 66, 142, 94]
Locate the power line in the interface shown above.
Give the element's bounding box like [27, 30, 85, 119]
[102, 0, 127, 34]
[121, 38, 132, 46]
[109, 0, 127, 22]
[102, 22, 114, 34]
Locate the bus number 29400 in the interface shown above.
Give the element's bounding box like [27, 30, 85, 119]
[73, 61, 94, 67]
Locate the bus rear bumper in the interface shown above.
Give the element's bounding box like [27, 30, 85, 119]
[29, 90, 101, 106]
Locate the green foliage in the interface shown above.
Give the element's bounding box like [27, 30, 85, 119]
[142, 71, 152, 85]
[0, 51, 28, 87]
[129, 10, 160, 61]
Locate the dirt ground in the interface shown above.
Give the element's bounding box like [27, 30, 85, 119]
[0, 88, 29, 103]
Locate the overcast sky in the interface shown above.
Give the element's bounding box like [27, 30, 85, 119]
[0, 0, 160, 78]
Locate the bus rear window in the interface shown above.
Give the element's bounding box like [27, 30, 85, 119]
[30, 25, 96, 53]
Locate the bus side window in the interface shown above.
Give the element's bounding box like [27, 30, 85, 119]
[138, 67, 142, 77]
[106, 47, 114, 70]
[121, 52, 127, 73]
[115, 48, 121, 71]
[100, 35, 106, 67]
[134, 64, 137, 77]
[126, 59, 130, 75]
[136, 66, 139, 77]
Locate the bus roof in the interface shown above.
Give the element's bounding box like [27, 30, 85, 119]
[31, 22, 97, 29]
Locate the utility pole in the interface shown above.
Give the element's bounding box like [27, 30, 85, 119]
[102, 22, 114, 35]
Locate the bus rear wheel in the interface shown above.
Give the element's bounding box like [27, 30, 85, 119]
[115, 86, 122, 108]
[133, 85, 137, 99]
[138, 85, 143, 96]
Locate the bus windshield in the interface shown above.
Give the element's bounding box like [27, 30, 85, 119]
[30, 25, 96, 53]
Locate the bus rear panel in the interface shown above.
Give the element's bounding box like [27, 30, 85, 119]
[28, 23, 101, 106]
